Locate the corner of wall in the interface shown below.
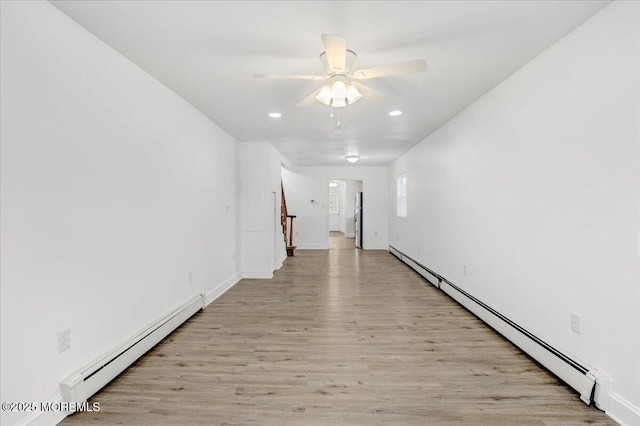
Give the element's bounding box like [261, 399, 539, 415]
[204, 272, 243, 307]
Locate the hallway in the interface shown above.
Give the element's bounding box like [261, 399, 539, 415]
[63, 247, 614, 425]
[329, 231, 355, 250]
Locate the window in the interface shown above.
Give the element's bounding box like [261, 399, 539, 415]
[397, 173, 407, 217]
[329, 191, 340, 214]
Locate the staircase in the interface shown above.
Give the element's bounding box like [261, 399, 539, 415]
[281, 183, 296, 256]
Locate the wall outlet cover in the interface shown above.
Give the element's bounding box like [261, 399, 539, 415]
[571, 312, 582, 335]
[58, 328, 71, 353]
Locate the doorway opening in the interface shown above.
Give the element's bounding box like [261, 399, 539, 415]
[328, 179, 363, 250]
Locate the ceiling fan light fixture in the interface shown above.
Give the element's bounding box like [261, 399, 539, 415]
[330, 80, 347, 108]
[346, 155, 359, 164]
[315, 85, 333, 106]
[256, 34, 427, 112]
[332, 97, 347, 108]
[332, 80, 346, 98]
[316, 80, 361, 108]
[346, 84, 362, 105]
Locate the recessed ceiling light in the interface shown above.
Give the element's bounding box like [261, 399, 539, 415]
[346, 155, 359, 164]
[389, 110, 403, 116]
[268, 112, 282, 118]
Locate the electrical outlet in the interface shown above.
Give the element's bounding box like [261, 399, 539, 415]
[417, 246, 421, 253]
[58, 328, 71, 353]
[188, 272, 193, 284]
[295, 231, 299, 237]
[571, 312, 582, 335]
[463, 264, 468, 277]
[374, 231, 378, 237]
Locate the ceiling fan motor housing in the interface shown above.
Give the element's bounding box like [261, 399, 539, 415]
[319, 49, 358, 75]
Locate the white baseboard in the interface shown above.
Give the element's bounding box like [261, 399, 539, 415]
[364, 245, 390, 250]
[15, 275, 242, 426]
[276, 253, 287, 270]
[242, 270, 273, 279]
[440, 280, 596, 404]
[296, 244, 329, 249]
[607, 392, 640, 426]
[59, 295, 204, 413]
[14, 396, 66, 426]
[391, 245, 640, 425]
[402, 255, 440, 286]
[204, 272, 242, 307]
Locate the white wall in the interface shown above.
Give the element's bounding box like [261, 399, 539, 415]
[0, 2, 239, 425]
[282, 167, 387, 250]
[338, 181, 348, 234]
[389, 1, 639, 423]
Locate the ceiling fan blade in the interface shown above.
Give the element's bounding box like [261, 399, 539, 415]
[297, 87, 322, 107]
[350, 82, 386, 101]
[253, 73, 326, 81]
[352, 59, 427, 80]
[321, 34, 347, 73]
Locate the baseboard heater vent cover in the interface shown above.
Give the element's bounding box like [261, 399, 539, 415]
[60, 294, 205, 411]
[389, 245, 609, 409]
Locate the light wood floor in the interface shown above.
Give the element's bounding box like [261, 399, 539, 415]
[62, 234, 614, 425]
[329, 231, 355, 249]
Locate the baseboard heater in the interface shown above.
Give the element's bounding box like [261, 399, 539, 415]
[60, 294, 205, 411]
[388, 246, 610, 410]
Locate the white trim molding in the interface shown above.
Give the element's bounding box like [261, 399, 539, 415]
[204, 273, 242, 307]
[276, 253, 287, 270]
[15, 396, 66, 426]
[241, 270, 274, 279]
[389, 246, 611, 410]
[59, 295, 204, 417]
[607, 392, 640, 426]
[364, 245, 391, 250]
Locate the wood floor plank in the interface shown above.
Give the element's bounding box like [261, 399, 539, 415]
[62, 234, 615, 425]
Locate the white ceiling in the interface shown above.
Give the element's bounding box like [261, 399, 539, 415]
[51, 0, 610, 166]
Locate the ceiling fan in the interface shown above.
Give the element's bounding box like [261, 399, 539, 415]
[253, 34, 427, 108]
